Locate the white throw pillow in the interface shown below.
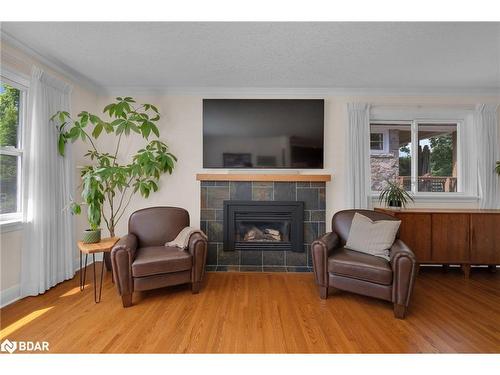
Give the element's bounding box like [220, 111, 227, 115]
[344, 213, 401, 261]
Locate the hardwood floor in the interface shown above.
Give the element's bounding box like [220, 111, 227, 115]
[1, 266, 499, 353]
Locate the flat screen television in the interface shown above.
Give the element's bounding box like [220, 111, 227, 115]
[203, 99, 324, 169]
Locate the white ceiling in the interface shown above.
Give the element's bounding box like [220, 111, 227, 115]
[2, 22, 500, 92]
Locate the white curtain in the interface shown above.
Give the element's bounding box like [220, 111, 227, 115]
[346, 103, 372, 209]
[474, 104, 500, 209]
[21, 66, 75, 297]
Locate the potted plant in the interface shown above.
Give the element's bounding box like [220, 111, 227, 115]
[51, 97, 177, 248]
[82, 223, 101, 244]
[69, 202, 102, 244]
[379, 179, 414, 210]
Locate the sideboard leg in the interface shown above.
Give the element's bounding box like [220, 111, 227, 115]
[319, 286, 328, 300]
[462, 264, 471, 279]
[394, 304, 407, 319]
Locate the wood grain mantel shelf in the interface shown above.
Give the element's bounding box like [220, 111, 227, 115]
[196, 173, 331, 182]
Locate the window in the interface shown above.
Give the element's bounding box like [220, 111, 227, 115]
[370, 120, 459, 194]
[0, 75, 27, 223]
[370, 133, 384, 151]
[416, 123, 457, 193]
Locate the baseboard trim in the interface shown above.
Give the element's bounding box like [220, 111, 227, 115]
[0, 255, 99, 308]
[0, 284, 21, 308]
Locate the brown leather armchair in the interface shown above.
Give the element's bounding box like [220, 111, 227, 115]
[311, 209, 417, 319]
[111, 207, 207, 307]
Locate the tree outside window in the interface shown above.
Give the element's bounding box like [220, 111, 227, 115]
[0, 82, 23, 216]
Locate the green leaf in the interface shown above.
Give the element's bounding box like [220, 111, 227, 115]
[68, 126, 80, 142]
[150, 124, 160, 138]
[89, 114, 100, 125]
[92, 123, 103, 138]
[58, 135, 66, 156]
[141, 124, 151, 139]
[129, 123, 141, 134]
[70, 202, 81, 215]
[111, 118, 125, 127]
[103, 122, 114, 133]
[58, 111, 66, 123]
[79, 112, 89, 127]
[103, 103, 114, 115]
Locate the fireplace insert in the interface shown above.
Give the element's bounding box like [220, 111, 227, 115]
[223, 201, 304, 252]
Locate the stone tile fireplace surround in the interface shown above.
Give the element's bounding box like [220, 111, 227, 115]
[200, 180, 326, 272]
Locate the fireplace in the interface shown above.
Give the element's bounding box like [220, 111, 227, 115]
[223, 201, 304, 252]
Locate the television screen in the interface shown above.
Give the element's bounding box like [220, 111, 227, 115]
[203, 99, 324, 168]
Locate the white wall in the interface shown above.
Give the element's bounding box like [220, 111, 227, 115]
[0, 41, 99, 306]
[95, 94, 500, 240]
[1, 40, 499, 307]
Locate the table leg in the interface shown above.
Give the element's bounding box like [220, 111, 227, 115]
[79, 251, 82, 289]
[97, 253, 105, 303]
[92, 254, 97, 302]
[91, 253, 106, 303]
[80, 254, 88, 291]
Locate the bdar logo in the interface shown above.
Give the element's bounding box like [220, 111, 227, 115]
[1, 339, 17, 354]
[0, 339, 49, 353]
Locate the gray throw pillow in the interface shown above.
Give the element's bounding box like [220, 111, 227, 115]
[344, 212, 401, 261]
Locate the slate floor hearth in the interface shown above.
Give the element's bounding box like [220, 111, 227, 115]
[200, 181, 326, 272]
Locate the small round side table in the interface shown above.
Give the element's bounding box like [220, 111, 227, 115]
[77, 237, 119, 303]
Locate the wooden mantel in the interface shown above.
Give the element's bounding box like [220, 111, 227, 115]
[196, 173, 331, 182]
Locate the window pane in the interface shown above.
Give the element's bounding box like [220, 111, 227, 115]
[0, 83, 21, 148]
[417, 123, 458, 193]
[370, 124, 411, 191]
[0, 154, 19, 214]
[370, 133, 384, 150]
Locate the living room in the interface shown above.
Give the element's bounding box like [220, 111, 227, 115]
[1, 1, 499, 372]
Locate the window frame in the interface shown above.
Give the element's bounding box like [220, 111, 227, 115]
[413, 119, 462, 194]
[369, 109, 475, 202]
[369, 128, 388, 154]
[1, 70, 29, 226]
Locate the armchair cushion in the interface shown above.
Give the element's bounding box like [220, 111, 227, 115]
[132, 246, 192, 277]
[345, 213, 401, 260]
[328, 247, 393, 285]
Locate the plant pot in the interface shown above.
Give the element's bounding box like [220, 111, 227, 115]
[388, 201, 402, 210]
[387, 206, 402, 211]
[82, 228, 101, 244]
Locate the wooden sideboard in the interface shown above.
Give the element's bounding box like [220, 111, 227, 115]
[375, 208, 500, 278]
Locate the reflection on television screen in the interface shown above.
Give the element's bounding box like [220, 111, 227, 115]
[203, 99, 324, 169]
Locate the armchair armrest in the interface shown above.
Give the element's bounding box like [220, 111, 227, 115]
[111, 234, 138, 297]
[390, 239, 417, 307]
[188, 232, 208, 287]
[311, 231, 340, 288]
